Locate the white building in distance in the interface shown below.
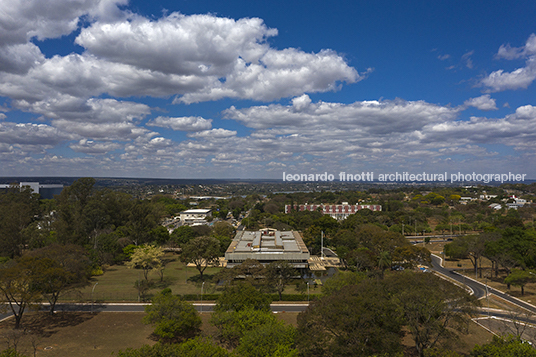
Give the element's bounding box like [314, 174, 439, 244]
[179, 209, 212, 226]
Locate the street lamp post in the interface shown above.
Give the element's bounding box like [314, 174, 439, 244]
[485, 273, 490, 318]
[91, 282, 98, 314]
[307, 282, 310, 302]
[200, 282, 205, 313]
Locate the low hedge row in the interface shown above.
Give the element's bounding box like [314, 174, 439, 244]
[179, 293, 319, 302]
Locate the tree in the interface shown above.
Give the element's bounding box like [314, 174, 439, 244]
[115, 338, 230, 357]
[212, 221, 236, 255]
[149, 226, 170, 245]
[392, 245, 431, 269]
[180, 236, 220, 280]
[212, 221, 236, 240]
[143, 289, 202, 343]
[127, 201, 163, 245]
[265, 261, 298, 300]
[320, 270, 366, 296]
[297, 279, 403, 356]
[170, 225, 196, 247]
[504, 269, 536, 295]
[26, 244, 91, 314]
[0, 185, 40, 258]
[471, 335, 536, 357]
[390, 272, 479, 357]
[215, 259, 266, 288]
[210, 307, 277, 348]
[485, 228, 536, 273]
[134, 279, 153, 302]
[235, 320, 297, 357]
[215, 282, 271, 313]
[126, 244, 164, 282]
[54, 177, 96, 245]
[377, 250, 391, 278]
[0, 257, 43, 329]
[444, 234, 491, 277]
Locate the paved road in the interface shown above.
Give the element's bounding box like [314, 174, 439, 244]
[430, 254, 536, 314]
[0, 302, 309, 320]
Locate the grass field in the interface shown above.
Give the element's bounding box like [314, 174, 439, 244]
[0, 310, 494, 357]
[62, 253, 224, 302]
[0, 311, 300, 357]
[0, 312, 155, 357]
[61, 253, 321, 302]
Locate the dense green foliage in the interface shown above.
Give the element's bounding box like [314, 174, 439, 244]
[471, 335, 536, 357]
[210, 308, 277, 348]
[2, 178, 536, 355]
[115, 338, 230, 357]
[143, 289, 202, 342]
[298, 272, 478, 357]
[215, 282, 272, 312]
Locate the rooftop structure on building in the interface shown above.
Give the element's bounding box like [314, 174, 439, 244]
[285, 202, 381, 220]
[225, 228, 310, 269]
[178, 209, 212, 226]
[0, 182, 64, 199]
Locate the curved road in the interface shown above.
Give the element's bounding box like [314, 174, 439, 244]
[430, 254, 536, 314]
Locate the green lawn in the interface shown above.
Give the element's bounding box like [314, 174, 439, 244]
[61, 253, 224, 302]
[61, 254, 316, 302]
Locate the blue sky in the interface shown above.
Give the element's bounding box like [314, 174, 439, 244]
[1, 0, 536, 179]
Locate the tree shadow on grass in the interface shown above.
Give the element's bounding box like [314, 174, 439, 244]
[187, 273, 216, 283]
[153, 276, 178, 289]
[0, 312, 97, 338]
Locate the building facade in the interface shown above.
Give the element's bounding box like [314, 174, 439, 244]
[225, 229, 310, 269]
[178, 209, 212, 225]
[285, 203, 382, 220]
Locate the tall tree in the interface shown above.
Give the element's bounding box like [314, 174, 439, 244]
[216, 259, 266, 288]
[0, 185, 40, 258]
[180, 236, 220, 280]
[170, 225, 196, 247]
[265, 261, 298, 300]
[54, 177, 96, 245]
[390, 272, 479, 357]
[26, 244, 91, 314]
[471, 335, 536, 357]
[0, 257, 43, 329]
[127, 200, 163, 245]
[210, 308, 276, 348]
[297, 279, 402, 356]
[235, 320, 297, 357]
[504, 269, 536, 295]
[143, 289, 201, 343]
[215, 283, 271, 313]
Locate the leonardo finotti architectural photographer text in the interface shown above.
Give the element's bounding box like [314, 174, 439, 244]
[282, 171, 527, 184]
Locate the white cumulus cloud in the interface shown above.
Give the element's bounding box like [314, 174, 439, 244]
[147, 116, 213, 131]
[480, 34, 536, 92]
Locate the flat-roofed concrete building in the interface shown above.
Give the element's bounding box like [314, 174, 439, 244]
[225, 229, 310, 269]
[178, 209, 212, 225]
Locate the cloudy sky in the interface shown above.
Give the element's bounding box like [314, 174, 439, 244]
[1, 0, 536, 179]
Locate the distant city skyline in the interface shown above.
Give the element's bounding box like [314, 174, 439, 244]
[1, 1, 536, 179]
